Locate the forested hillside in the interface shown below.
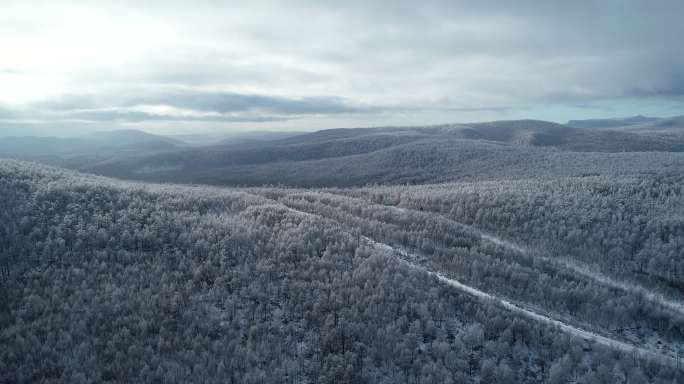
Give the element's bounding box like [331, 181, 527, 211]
[1, 159, 683, 383]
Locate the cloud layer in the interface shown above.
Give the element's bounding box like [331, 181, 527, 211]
[1, 0, 683, 135]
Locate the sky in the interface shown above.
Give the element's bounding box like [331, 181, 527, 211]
[1, 0, 684, 136]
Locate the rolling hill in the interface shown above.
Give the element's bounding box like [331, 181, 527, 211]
[5, 119, 684, 189]
[72, 120, 684, 187]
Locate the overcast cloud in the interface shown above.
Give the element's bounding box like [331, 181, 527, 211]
[1, 0, 684, 136]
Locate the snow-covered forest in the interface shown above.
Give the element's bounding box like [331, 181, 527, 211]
[1, 159, 683, 383]
[3, 0, 684, 382]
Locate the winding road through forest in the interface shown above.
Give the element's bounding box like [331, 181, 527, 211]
[383, 202, 684, 318]
[364, 236, 678, 367]
[262, 193, 681, 367]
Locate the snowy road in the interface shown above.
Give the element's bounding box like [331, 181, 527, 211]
[364, 236, 678, 366]
[268, 197, 679, 366]
[480, 233, 684, 317]
[385, 204, 684, 318]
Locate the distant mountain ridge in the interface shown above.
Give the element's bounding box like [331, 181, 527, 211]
[87, 129, 184, 147]
[4, 118, 684, 187]
[0, 129, 185, 171]
[566, 115, 661, 129]
[76, 119, 684, 187]
[0, 129, 182, 156]
[566, 115, 684, 133]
